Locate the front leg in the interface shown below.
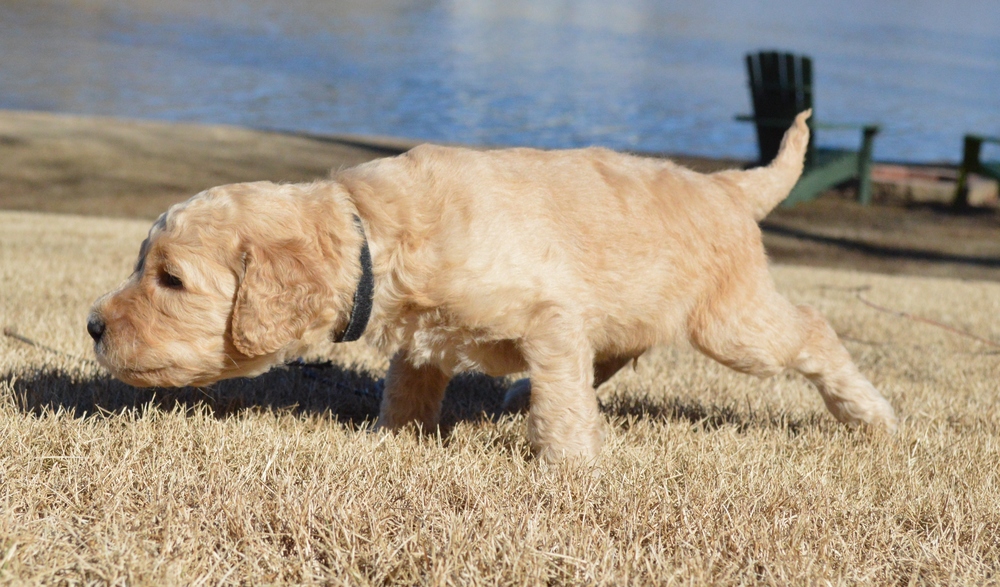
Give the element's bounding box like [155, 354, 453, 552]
[521, 313, 605, 463]
[376, 351, 450, 431]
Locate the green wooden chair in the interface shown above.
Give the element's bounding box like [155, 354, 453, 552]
[737, 51, 880, 206]
[954, 134, 1000, 208]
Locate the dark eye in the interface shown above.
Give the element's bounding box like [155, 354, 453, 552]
[159, 270, 183, 290]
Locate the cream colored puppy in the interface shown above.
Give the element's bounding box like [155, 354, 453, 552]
[89, 111, 897, 462]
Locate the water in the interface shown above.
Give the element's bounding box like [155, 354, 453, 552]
[1, 0, 998, 163]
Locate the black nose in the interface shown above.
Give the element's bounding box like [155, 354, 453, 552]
[87, 316, 106, 342]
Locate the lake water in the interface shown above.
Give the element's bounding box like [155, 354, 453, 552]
[1, 0, 998, 163]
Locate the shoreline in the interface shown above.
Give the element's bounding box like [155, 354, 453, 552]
[0, 108, 754, 220]
[2, 108, 999, 282]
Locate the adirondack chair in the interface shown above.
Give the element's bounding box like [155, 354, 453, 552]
[954, 134, 1000, 208]
[737, 51, 880, 206]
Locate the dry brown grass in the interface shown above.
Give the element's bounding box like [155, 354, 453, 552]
[2, 209, 999, 585]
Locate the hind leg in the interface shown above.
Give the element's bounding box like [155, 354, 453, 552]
[788, 305, 897, 429]
[690, 283, 897, 431]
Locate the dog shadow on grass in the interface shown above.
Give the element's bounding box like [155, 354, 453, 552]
[6, 363, 507, 431]
[601, 392, 815, 436]
[5, 365, 811, 436]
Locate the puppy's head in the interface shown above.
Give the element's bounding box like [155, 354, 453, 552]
[88, 181, 360, 387]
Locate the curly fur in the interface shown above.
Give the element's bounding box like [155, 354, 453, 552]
[90, 111, 897, 462]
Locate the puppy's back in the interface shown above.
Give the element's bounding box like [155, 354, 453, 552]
[339, 143, 765, 339]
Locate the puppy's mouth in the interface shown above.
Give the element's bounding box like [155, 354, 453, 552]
[94, 337, 231, 388]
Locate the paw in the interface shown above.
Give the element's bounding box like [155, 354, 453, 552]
[533, 425, 606, 465]
[863, 396, 899, 433]
[828, 383, 899, 433]
[500, 378, 531, 414]
[528, 411, 607, 464]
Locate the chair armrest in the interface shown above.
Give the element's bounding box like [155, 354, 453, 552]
[738, 115, 879, 135]
[813, 121, 879, 131]
[966, 134, 1000, 146]
[809, 122, 880, 151]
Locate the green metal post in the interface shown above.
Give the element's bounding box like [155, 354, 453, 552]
[856, 126, 879, 205]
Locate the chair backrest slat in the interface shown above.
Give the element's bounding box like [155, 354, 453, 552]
[746, 51, 815, 163]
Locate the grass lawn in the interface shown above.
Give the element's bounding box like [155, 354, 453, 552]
[2, 209, 999, 585]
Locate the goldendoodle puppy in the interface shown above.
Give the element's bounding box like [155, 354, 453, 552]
[89, 111, 897, 462]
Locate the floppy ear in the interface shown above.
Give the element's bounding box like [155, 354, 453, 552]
[230, 240, 335, 357]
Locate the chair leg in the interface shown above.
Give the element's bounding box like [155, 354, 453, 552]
[857, 126, 879, 205]
[954, 135, 983, 209]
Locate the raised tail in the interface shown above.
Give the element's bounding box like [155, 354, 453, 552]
[717, 110, 811, 221]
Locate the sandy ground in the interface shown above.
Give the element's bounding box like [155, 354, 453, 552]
[3, 109, 999, 284]
[0, 109, 418, 219]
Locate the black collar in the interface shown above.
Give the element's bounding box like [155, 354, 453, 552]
[333, 216, 374, 343]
